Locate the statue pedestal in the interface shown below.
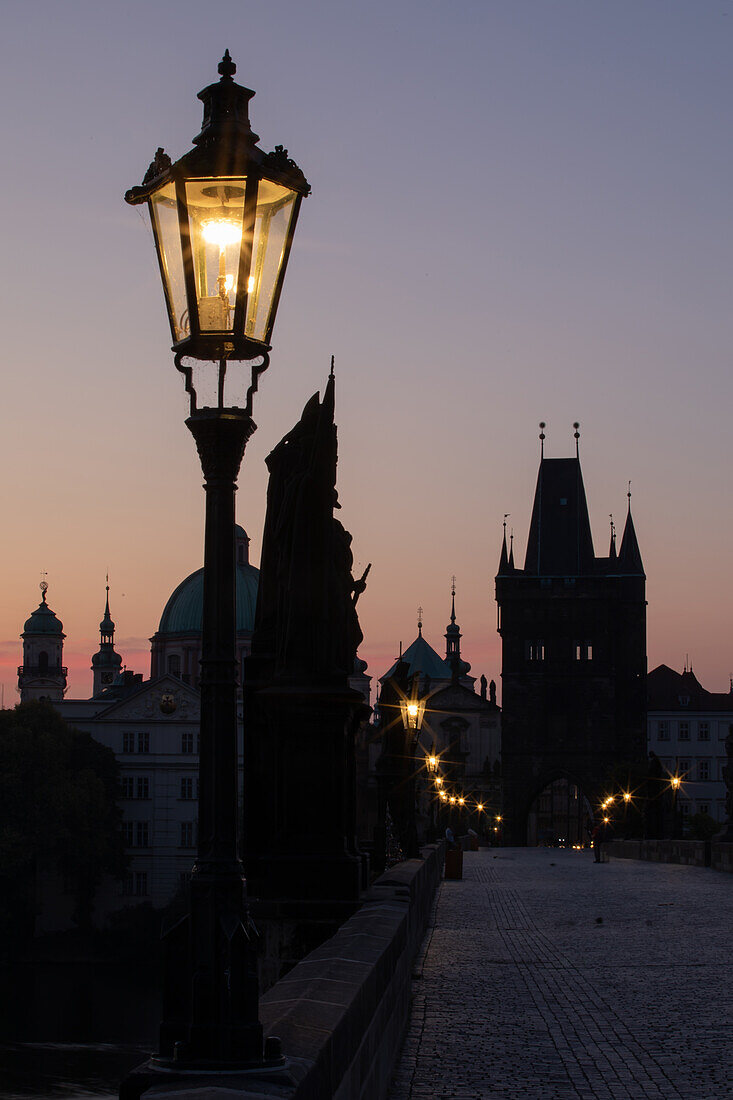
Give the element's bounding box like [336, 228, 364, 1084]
[244, 682, 364, 910]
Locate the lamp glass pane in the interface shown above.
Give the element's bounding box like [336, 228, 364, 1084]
[246, 181, 298, 342]
[151, 183, 187, 342]
[185, 179, 247, 333]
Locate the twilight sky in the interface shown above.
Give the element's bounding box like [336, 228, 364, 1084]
[2, 1, 732, 702]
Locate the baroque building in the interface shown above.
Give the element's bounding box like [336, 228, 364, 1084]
[496, 433, 647, 845]
[647, 663, 731, 824]
[18, 525, 370, 929]
[376, 594, 501, 842]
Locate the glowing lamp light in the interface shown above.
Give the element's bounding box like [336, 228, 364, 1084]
[440, 792, 448, 802]
[400, 696, 426, 733]
[671, 776, 682, 790]
[458, 797, 465, 806]
[449, 796, 456, 805]
[496, 815, 502, 823]
[428, 754, 438, 771]
[623, 792, 632, 803]
[603, 816, 610, 824]
[125, 51, 310, 375]
[435, 777, 443, 788]
[477, 803, 484, 812]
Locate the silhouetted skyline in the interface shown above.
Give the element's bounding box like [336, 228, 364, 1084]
[2, 1, 732, 697]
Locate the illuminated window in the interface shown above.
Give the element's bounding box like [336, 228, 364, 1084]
[526, 640, 545, 662]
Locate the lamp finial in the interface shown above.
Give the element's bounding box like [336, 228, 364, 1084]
[218, 49, 236, 79]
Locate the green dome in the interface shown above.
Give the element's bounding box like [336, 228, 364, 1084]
[157, 563, 259, 635]
[23, 594, 64, 636]
[157, 526, 259, 637]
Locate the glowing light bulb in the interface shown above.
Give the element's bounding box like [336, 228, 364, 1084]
[435, 777, 443, 787]
[458, 797, 465, 806]
[407, 704, 418, 718]
[247, 275, 255, 293]
[623, 792, 631, 803]
[477, 803, 484, 812]
[429, 755, 437, 769]
[201, 219, 242, 247]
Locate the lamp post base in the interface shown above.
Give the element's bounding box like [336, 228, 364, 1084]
[120, 1053, 293, 1100]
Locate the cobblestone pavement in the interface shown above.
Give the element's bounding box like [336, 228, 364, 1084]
[388, 848, 733, 1100]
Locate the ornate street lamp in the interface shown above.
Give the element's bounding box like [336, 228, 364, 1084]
[123, 52, 309, 1087]
[399, 695, 426, 736]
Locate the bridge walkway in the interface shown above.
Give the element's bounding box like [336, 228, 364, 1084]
[388, 847, 732, 1100]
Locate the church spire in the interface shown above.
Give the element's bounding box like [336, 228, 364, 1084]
[609, 515, 617, 561]
[92, 578, 122, 696]
[508, 529, 515, 570]
[445, 578, 461, 665]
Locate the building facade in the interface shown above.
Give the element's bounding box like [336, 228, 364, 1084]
[647, 663, 731, 824]
[496, 444, 647, 845]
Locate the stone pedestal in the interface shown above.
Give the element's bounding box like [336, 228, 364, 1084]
[244, 681, 364, 909]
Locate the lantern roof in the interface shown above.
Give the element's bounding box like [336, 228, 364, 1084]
[125, 52, 310, 207]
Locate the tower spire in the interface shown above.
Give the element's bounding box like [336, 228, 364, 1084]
[417, 606, 423, 637]
[539, 421, 546, 459]
[574, 421, 580, 458]
[499, 514, 510, 573]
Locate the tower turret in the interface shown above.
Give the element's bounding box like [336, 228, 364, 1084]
[91, 580, 123, 696]
[18, 581, 67, 702]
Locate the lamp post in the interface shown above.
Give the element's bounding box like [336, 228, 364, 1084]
[123, 52, 309, 1084]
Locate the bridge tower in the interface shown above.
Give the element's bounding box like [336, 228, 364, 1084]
[495, 429, 646, 845]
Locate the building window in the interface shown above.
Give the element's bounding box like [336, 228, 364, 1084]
[136, 777, 149, 800]
[135, 821, 149, 848]
[698, 761, 710, 781]
[180, 777, 194, 800]
[680, 802, 690, 817]
[658, 721, 670, 741]
[678, 694, 690, 706]
[679, 759, 690, 776]
[679, 722, 689, 741]
[182, 732, 195, 754]
[698, 803, 710, 816]
[698, 722, 710, 741]
[167, 654, 181, 678]
[121, 776, 134, 800]
[138, 732, 150, 753]
[180, 822, 195, 848]
[135, 872, 148, 897]
[123, 732, 135, 754]
[122, 821, 134, 847]
[526, 640, 545, 661]
[574, 641, 593, 661]
[122, 874, 134, 896]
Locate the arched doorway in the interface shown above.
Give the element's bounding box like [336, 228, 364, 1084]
[526, 777, 592, 847]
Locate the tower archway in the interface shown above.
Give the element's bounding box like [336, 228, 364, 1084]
[526, 776, 592, 847]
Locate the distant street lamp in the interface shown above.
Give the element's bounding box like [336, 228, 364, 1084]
[123, 52, 309, 1083]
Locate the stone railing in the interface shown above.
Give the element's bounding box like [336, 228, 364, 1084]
[608, 838, 733, 872]
[256, 842, 443, 1100]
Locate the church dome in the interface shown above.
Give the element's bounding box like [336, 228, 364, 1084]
[23, 588, 64, 636]
[156, 526, 259, 636]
